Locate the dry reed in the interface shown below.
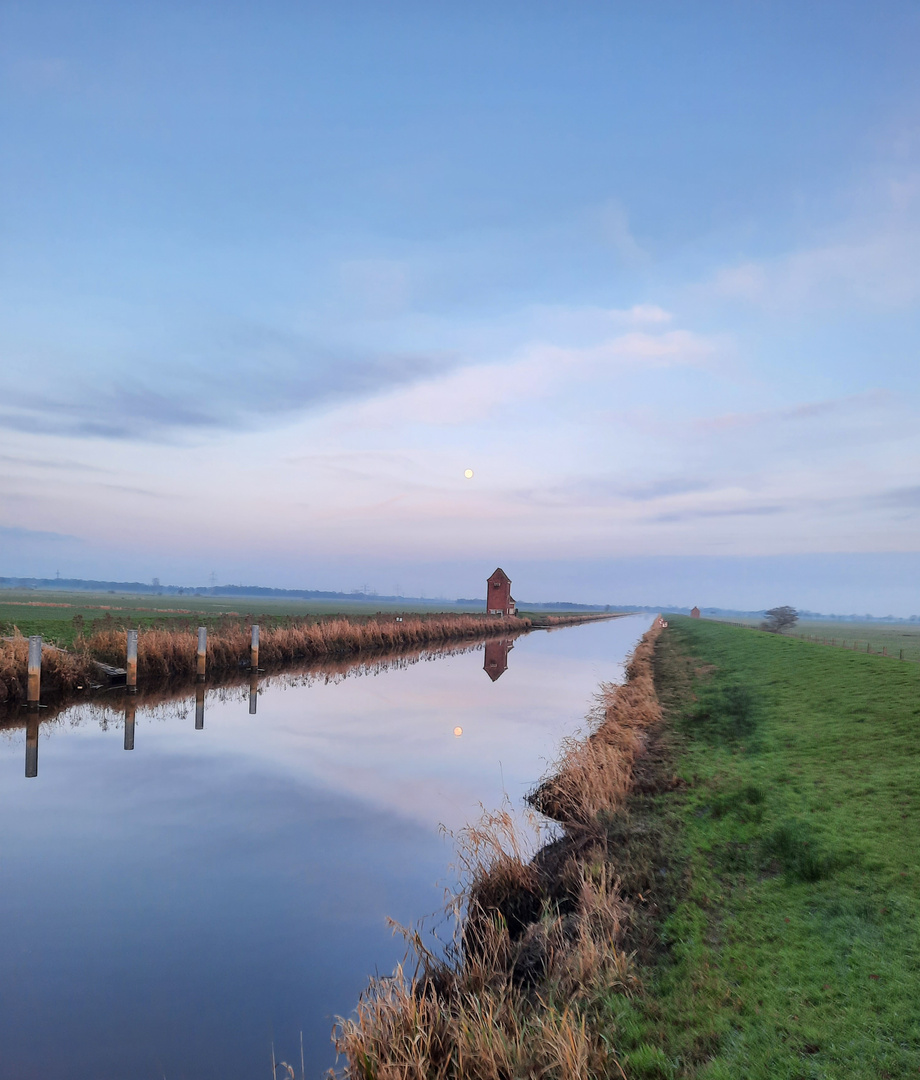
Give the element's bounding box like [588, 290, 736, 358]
[83, 615, 532, 682]
[331, 625, 663, 1080]
[0, 614, 539, 703]
[0, 630, 97, 703]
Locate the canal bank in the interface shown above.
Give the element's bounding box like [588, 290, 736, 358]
[332, 621, 668, 1078]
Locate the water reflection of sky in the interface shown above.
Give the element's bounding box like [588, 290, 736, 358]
[0, 615, 651, 1079]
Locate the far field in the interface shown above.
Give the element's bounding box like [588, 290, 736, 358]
[711, 616, 920, 663]
[0, 589, 588, 649]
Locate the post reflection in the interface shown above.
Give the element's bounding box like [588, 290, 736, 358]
[483, 638, 514, 682]
[249, 675, 258, 715]
[124, 695, 136, 751]
[195, 681, 205, 729]
[25, 715, 39, 778]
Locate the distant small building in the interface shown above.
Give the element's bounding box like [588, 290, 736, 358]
[483, 638, 514, 681]
[486, 568, 516, 616]
[691, 606, 701, 619]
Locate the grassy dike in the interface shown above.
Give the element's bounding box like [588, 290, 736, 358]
[332, 617, 919, 1079]
[620, 617, 920, 1078]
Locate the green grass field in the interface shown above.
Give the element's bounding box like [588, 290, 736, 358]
[0, 589, 490, 648]
[610, 617, 920, 1078]
[712, 616, 920, 664]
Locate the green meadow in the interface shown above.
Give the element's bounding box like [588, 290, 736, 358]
[0, 589, 487, 648]
[612, 617, 920, 1078]
[713, 615, 920, 664]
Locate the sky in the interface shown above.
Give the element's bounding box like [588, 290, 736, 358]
[2, 1, 920, 613]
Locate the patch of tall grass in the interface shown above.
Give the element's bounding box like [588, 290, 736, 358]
[1, 612, 565, 703]
[0, 631, 97, 703]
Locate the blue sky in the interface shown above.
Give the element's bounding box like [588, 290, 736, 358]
[2, 2, 920, 611]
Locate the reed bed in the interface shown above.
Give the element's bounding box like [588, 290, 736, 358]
[0, 614, 538, 703]
[81, 614, 533, 683]
[332, 625, 662, 1080]
[0, 632, 97, 703]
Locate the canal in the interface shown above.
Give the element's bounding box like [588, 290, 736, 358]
[0, 613, 652, 1079]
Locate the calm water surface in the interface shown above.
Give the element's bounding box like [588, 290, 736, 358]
[0, 615, 651, 1079]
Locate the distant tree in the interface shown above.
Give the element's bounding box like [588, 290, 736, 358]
[760, 605, 798, 633]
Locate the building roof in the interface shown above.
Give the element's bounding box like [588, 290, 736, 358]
[488, 567, 511, 583]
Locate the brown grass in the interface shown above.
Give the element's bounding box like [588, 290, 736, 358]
[0, 613, 544, 703]
[331, 625, 662, 1080]
[529, 633, 662, 833]
[0, 630, 97, 703]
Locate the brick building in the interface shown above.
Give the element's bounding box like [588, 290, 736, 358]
[486, 568, 516, 616]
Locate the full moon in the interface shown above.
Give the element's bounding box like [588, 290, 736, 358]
[453, 726, 463, 737]
[464, 469, 474, 479]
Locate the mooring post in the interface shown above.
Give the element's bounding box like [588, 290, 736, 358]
[25, 714, 39, 778]
[124, 695, 136, 751]
[250, 624, 259, 671]
[126, 629, 138, 692]
[195, 681, 205, 729]
[249, 673, 258, 715]
[27, 635, 41, 710]
[197, 626, 207, 679]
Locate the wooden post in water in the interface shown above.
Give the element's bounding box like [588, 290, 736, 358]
[196, 626, 207, 679]
[250, 624, 259, 671]
[25, 714, 39, 778]
[249, 673, 258, 715]
[195, 682, 205, 729]
[124, 695, 136, 751]
[126, 629, 138, 693]
[27, 635, 41, 709]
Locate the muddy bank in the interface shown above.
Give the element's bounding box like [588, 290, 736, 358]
[0, 611, 625, 710]
[331, 620, 676, 1079]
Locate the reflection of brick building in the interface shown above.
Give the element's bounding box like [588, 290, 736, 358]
[691, 606, 701, 618]
[486, 568, 516, 616]
[483, 638, 513, 681]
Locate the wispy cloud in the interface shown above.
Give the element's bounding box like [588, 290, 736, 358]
[648, 504, 785, 524]
[701, 183, 920, 312]
[695, 390, 891, 432]
[0, 454, 111, 473]
[0, 325, 464, 441]
[0, 524, 82, 544]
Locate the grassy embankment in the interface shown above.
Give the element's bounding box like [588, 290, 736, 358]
[604, 616, 920, 1078]
[332, 617, 920, 1079]
[0, 590, 614, 703]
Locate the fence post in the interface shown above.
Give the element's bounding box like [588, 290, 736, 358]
[124, 695, 136, 750]
[25, 714, 39, 778]
[197, 626, 207, 679]
[250, 624, 259, 671]
[27, 635, 41, 709]
[195, 682, 205, 729]
[249, 673, 258, 715]
[126, 629, 138, 692]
